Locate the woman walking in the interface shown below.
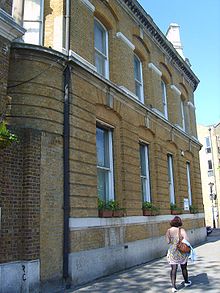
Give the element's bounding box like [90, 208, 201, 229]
[166, 216, 192, 292]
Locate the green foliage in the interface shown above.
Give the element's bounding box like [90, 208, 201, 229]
[189, 205, 198, 214]
[0, 121, 19, 148]
[142, 201, 159, 212]
[98, 199, 126, 212]
[170, 203, 182, 211]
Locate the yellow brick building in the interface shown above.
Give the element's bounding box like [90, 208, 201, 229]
[0, 0, 206, 291]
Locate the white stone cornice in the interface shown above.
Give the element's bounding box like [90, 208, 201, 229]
[187, 101, 196, 109]
[170, 84, 181, 96]
[0, 9, 25, 41]
[69, 50, 97, 72]
[80, 0, 95, 13]
[116, 32, 135, 50]
[148, 62, 162, 76]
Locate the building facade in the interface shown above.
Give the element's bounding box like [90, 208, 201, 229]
[197, 123, 220, 228]
[0, 0, 206, 292]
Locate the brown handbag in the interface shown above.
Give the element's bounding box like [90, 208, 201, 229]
[177, 228, 191, 254]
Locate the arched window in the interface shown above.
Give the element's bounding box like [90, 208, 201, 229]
[94, 19, 109, 79]
[161, 80, 168, 119]
[134, 54, 144, 102]
[180, 98, 186, 131]
[12, 0, 44, 45]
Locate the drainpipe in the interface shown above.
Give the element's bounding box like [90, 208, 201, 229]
[63, 63, 71, 285]
[63, 0, 71, 287]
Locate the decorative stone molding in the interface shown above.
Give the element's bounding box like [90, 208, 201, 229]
[116, 32, 135, 50]
[170, 84, 181, 96]
[79, 0, 95, 13]
[187, 101, 196, 109]
[148, 62, 162, 76]
[121, 0, 199, 90]
[0, 8, 25, 41]
[69, 50, 97, 72]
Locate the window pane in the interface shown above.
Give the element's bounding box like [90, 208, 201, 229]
[97, 169, 109, 201]
[140, 145, 146, 176]
[135, 82, 141, 100]
[95, 52, 105, 76]
[208, 160, 213, 170]
[205, 137, 210, 148]
[134, 56, 141, 81]
[94, 21, 106, 54]
[23, 0, 42, 21]
[96, 127, 105, 166]
[141, 177, 147, 201]
[23, 22, 41, 45]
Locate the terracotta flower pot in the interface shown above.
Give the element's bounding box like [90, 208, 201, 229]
[98, 210, 113, 218]
[142, 209, 159, 216]
[113, 210, 124, 217]
[171, 210, 182, 215]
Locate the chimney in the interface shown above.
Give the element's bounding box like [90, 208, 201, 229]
[166, 23, 185, 60]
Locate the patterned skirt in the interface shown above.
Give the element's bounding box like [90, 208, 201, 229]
[167, 238, 188, 265]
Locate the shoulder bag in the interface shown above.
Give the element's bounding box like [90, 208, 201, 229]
[177, 228, 191, 254]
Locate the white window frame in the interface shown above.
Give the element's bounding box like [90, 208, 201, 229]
[96, 125, 114, 202]
[167, 154, 175, 204]
[140, 143, 151, 202]
[94, 18, 109, 79]
[134, 54, 144, 102]
[207, 159, 214, 177]
[161, 80, 168, 119]
[13, 0, 44, 45]
[180, 99, 186, 131]
[186, 162, 192, 205]
[205, 136, 211, 153]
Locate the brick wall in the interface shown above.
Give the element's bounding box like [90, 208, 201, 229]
[0, 128, 41, 263]
[0, 0, 13, 14]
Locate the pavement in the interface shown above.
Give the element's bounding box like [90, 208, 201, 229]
[68, 229, 220, 293]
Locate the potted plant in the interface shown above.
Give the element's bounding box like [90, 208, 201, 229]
[109, 200, 126, 217]
[98, 198, 113, 218]
[170, 203, 182, 215]
[0, 121, 18, 149]
[142, 201, 159, 216]
[189, 205, 198, 214]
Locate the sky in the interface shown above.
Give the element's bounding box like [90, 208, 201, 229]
[138, 0, 220, 126]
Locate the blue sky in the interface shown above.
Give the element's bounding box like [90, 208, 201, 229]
[138, 0, 220, 126]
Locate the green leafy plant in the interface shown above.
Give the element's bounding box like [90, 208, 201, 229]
[142, 201, 159, 216]
[170, 203, 182, 214]
[189, 205, 198, 214]
[0, 121, 18, 148]
[142, 201, 159, 212]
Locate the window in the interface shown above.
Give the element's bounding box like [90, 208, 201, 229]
[140, 143, 151, 202]
[186, 162, 192, 205]
[208, 160, 213, 177]
[94, 19, 109, 78]
[96, 125, 114, 201]
[205, 136, 211, 153]
[13, 0, 44, 45]
[167, 154, 175, 203]
[180, 99, 186, 131]
[134, 55, 144, 102]
[161, 80, 168, 119]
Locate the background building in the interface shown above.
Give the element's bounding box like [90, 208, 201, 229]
[197, 123, 220, 228]
[0, 0, 206, 292]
